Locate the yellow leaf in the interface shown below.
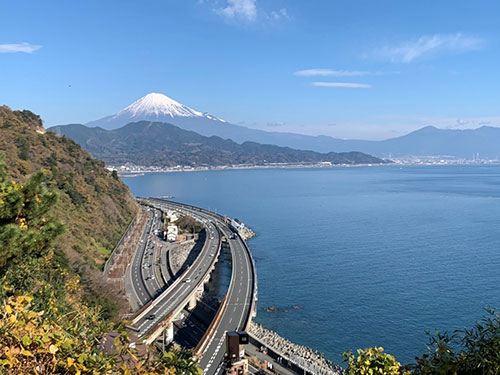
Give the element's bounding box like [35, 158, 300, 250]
[67, 357, 75, 367]
[9, 315, 16, 323]
[0, 359, 12, 367]
[21, 348, 34, 357]
[5, 305, 12, 314]
[49, 344, 58, 354]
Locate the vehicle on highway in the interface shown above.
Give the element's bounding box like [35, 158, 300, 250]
[146, 314, 155, 320]
[184, 277, 191, 283]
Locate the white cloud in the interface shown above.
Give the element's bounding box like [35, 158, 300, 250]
[213, 0, 288, 23]
[217, 0, 257, 22]
[378, 33, 482, 63]
[312, 82, 372, 88]
[294, 69, 398, 77]
[295, 69, 369, 77]
[270, 8, 289, 20]
[0, 42, 42, 53]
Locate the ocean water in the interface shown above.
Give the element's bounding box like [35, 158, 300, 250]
[123, 165, 500, 365]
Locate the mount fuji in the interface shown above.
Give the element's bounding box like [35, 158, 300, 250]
[86, 93, 226, 130]
[84, 92, 367, 153]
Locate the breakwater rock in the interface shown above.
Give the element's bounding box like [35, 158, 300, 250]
[249, 322, 344, 375]
[239, 226, 256, 241]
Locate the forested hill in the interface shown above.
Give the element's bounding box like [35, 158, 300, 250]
[50, 121, 387, 167]
[0, 107, 204, 373]
[0, 105, 138, 300]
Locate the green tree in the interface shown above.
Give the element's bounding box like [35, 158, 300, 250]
[409, 308, 500, 375]
[0, 155, 64, 270]
[176, 215, 203, 234]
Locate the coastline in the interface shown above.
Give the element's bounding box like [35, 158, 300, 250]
[116, 162, 386, 177]
[239, 226, 256, 241]
[115, 160, 500, 177]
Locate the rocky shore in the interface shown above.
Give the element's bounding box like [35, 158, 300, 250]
[239, 226, 256, 241]
[249, 322, 344, 375]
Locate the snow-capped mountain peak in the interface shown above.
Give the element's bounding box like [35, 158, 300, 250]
[86, 92, 225, 129]
[117, 93, 204, 119]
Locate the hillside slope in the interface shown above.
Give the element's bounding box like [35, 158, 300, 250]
[0, 106, 138, 308]
[50, 122, 387, 167]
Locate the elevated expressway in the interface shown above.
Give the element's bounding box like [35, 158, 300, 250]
[126, 198, 257, 375]
[127, 203, 222, 342]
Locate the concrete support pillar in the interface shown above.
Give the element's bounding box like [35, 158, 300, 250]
[161, 321, 174, 350]
[165, 321, 174, 344]
[188, 294, 197, 310]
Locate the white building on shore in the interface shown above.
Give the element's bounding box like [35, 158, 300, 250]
[166, 210, 179, 223]
[166, 225, 178, 242]
[231, 218, 245, 232]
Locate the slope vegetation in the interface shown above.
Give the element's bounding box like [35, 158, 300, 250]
[0, 106, 138, 312]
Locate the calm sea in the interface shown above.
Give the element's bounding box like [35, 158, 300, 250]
[123, 165, 500, 365]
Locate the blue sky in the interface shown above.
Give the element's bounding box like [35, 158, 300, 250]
[1, 0, 500, 140]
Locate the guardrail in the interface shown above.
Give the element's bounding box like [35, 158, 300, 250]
[144, 311, 175, 345]
[239, 232, 258, 331]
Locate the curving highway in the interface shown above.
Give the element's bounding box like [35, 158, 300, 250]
[128, 207, 164, 305]
[126, 198, 256, 375]
[147, 199, 256, 375]
[129, 202, 221, 338]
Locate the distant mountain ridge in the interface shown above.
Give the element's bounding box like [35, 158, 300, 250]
[77, 93, 500, 159]
[332, 125, 500, 159]
[49, 121, 387, 167]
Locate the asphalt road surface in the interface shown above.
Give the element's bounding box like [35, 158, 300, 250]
[131, 202, 221, 338]
[147, 199, 255, 375]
